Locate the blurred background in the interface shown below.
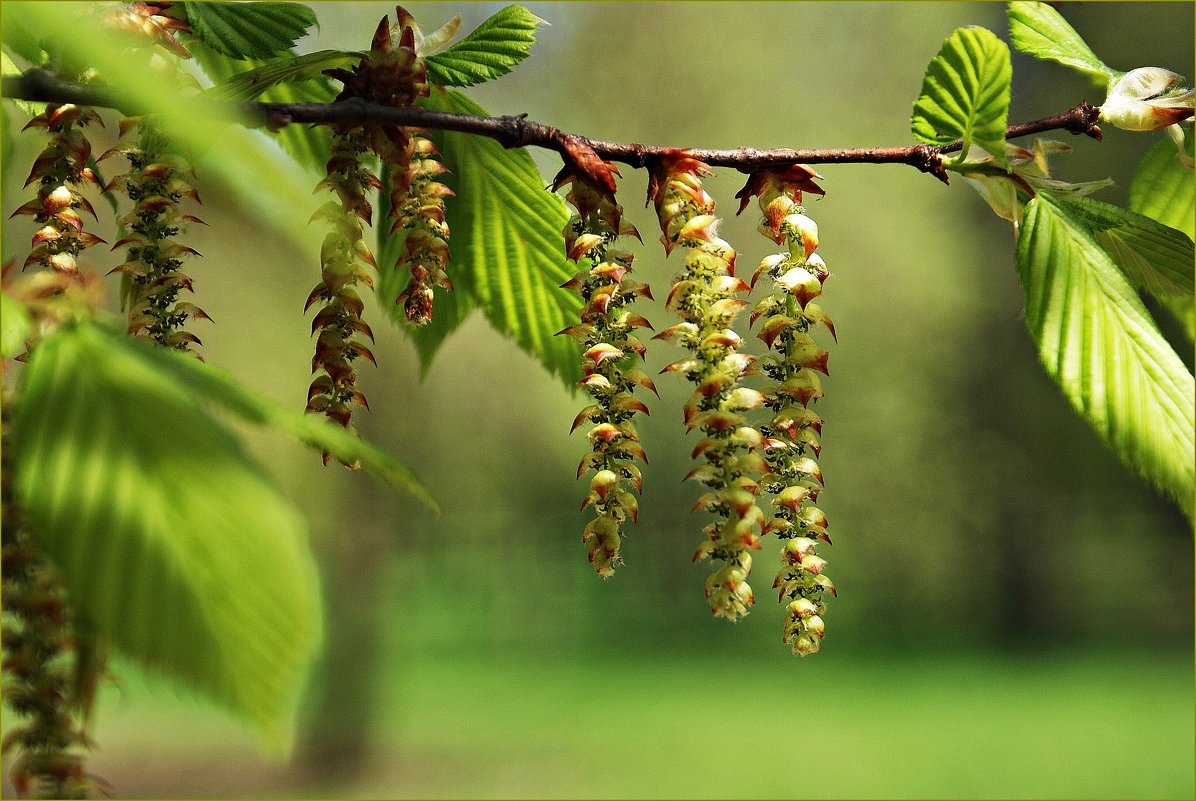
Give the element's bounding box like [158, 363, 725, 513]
[2, 2, 1193, 798]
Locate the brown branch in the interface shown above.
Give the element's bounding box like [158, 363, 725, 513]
[2, 69, 1104, 186]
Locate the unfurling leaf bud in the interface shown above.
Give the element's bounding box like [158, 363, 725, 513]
[1101, 67, 1194, 132]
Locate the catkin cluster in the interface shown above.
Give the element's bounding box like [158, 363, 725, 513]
[739, 166, 836, 654]
[650, 152, 766, 621]
[555, 163, 655, 576]
[307, 8, 454, 447]
[326, 8, 452, 327]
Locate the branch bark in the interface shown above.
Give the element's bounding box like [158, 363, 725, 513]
[2, 68, 1104, 185]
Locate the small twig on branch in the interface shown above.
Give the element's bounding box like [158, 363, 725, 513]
[2, 69, 1105, 185]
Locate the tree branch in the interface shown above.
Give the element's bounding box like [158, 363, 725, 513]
[3, 68, 1104, 185]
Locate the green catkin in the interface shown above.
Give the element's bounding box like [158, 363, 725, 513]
[103, 122, 208, 354]
[554, 162, 655, 576]
[390, 130, 453, 327]
[325, 7, 452, 328]
[739, 166, 837, 654]
[305, 126, 378, 451]
[650, 152, 766, 621]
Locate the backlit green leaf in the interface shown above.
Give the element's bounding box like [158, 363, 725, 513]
[1016, 196, 1194, 518]
[1129, 133, 1195, 340]
[1130, 135, 1195, 238]
[425, 5, 543, 88]
[911, 27, 1012, 166]
[13, 324, 323, 752]
[378, 89, 580, 385]
[183, 2, 317, 60]
[1007, 1, 1115, 84]
[1055, 195, 1194, 298]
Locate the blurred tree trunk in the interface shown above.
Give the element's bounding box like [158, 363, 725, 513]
[297, 518, 395, 784]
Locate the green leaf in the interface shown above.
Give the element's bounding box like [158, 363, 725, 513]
[1006, 1, 1115, 84]
[1016, 196, 1195, 518]
[206, 49, 361, 102]
[1129, 133, 1195, 342]
[425, 5, 543, 88]
[189, 39, 334, 175]
[183, 1, 317, 60]
[13, 324, 323, 752]
[124, 337, 440, 512]
[1, 5, 48, 66]
[1130, 135, 1195, 239]
[911, 27, 1012, 166]
[378, 89, 581, 386]
[1054, 195, 1194, 298]
[0, 290, 31, 358]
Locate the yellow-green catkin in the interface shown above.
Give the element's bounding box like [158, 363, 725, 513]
[740, 165, 836, 654]
[554, 161, 655, 576]
[103, 123, 208, 354]
[650, 152, 766, 621]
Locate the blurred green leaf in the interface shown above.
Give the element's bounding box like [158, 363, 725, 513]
[182, 1, 317, 60]
[0, 291, 31, 358]
[911, 27, 1012, 166]
[2, 50, 41, 116]
[206, 49, 361, 102]
[1006, 1, 1115, 84]
[1016, 196, 1194, 518]
[13, 323, 323, 752]
[189, 39, 335, 175]
[425, 5, 543, 88]
[1129, 132, 1195, 340]
[378, 89, 580, 385]
[0, 6, 47, 66]
[127, 336, 440, 512]
[1055, 195, 1194, 298]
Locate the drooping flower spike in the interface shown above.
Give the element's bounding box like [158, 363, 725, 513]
[736, 164, 836, 655]
[649, 150, 764, 621]
[11, 105, 105, 279]
[554, 157, 655, 577]
[389, 131, 453, 326]
[305, 127, 379, 460]
[100, 122, 209, 354]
